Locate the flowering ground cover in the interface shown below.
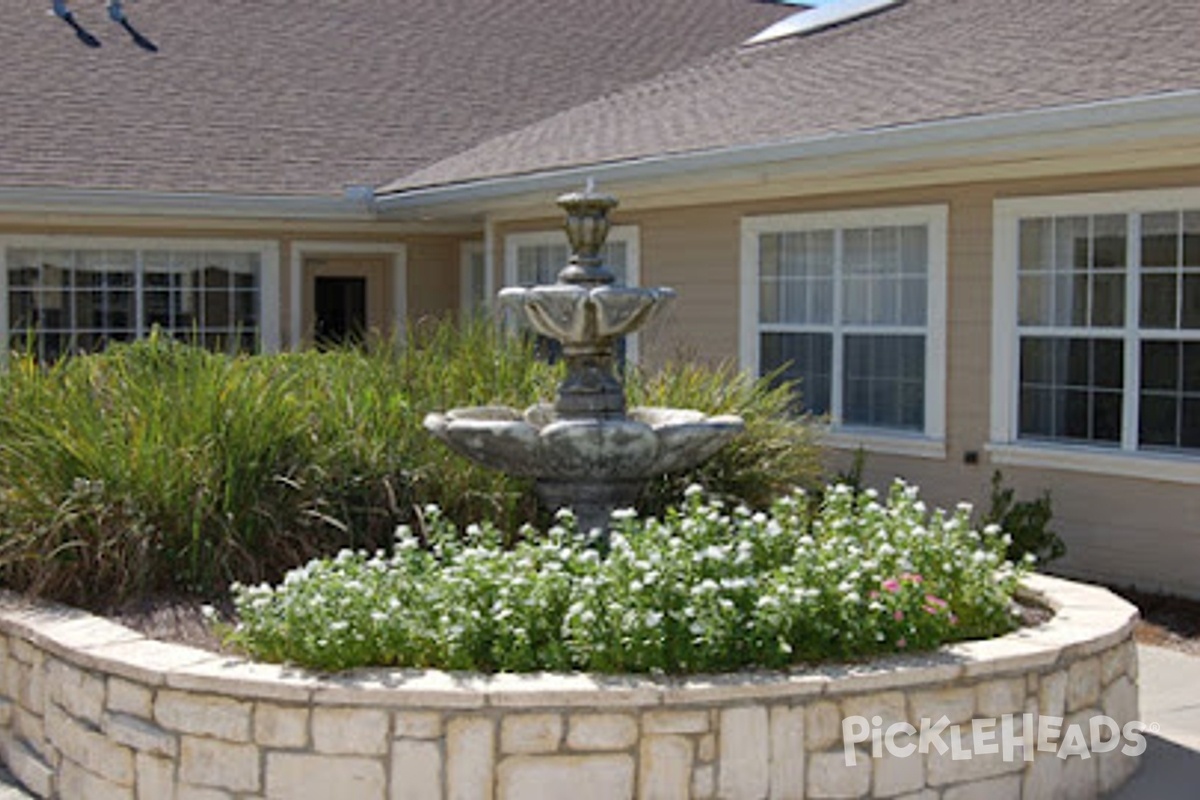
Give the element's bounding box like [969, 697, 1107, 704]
[229, 481, 1030, 674]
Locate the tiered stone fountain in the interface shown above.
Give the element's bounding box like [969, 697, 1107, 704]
[424, 186, 744, 533]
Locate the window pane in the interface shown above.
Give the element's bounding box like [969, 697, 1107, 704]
[1019, 275, 1052, 326]
[1184, 211, 1200, 268]
[1018, 336, 1122, 445]
[1140, 394, 1178, 448]
[1055, 216, 1089, 271]
[843, 229, 870, 274]
[1019, 218, 1053, 272]
[1142, 341, 1179, 391]
[1140, 339, 1200, 452]
[899, 226, 928, 275]
[1142, 212, 1179, 268]
[1183, 274, 1200, 329]
[1091, 273, 1125, 327]
[761, 332, 832, 415]
[1093, 215, 1127, 268]
[1141, 273, 1177, 328]
[842, 334, 925, 431]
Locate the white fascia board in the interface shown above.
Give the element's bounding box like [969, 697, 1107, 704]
[0, 187, 378, 221]
[374, 90, 1200, 216]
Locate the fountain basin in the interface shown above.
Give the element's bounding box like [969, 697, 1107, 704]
[423, 405, 744, 482]
[499, 284, 676, 347]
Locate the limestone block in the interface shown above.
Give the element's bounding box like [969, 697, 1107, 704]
[48, 660, 105, 725]
[941, 774, 1020, 800]
[1066, 658, 1101, 713]
[59, 758, 134, 800]
[925, 728, 1022, 786]
[177, 786, 233, 800]
[16, 659, 45, 716]
[1097, 744, 1140, 795]
[806, 702, 844, 751]
[104, 711, 178, 758]
[769, 706, 805, 800]
[909, 687, 975, 726]
[392, 739, 443, 800]
[873, 733, 923, 798]
[1060, 749, 1098, 800]
[1037, 670, 1066, 718]
[45, 702, 134, 785]
[692, 765, 715, 799]
[136, 753, 175, 800]
[1102, 676, 1138, 729]
[841, 692, 907, 729]
[395, 711, 443, 740]
[154, 691, 251, 742]
[312, 707, 388, 755]
[14, 706, 45, 756]
[0, 698, 10, 728]
[266, 753, 386, 800]
[643, 710, 709, 735]
[566, 714, 637, 751]
[1022, 751, 1062, 800]
[501, 714, 563, 755]
[807, 749, 871, 799]
[179, 737, 261, 793]
[718, 706, 769, 799]
[447, 717, 494, 800]
[638, 735, 691, 800]
[255, 703, 309, 749]
[108, 678, 153, 720]
[975, 678, 1025, 719]
[497, 755, 634, 800]
[697, 734, 716, 763]
[0, 731, 54, 798]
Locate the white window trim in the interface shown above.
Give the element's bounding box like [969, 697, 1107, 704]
[459, 240, 489, 315]
[289, 241, 407, 350]
[990, 187, 1200, 484]
[503, 225, 642, 362]
[0, 234, 281, 352]
[740, 205, 948, 456]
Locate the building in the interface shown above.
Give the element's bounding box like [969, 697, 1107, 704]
[4, 0, 1200, 596]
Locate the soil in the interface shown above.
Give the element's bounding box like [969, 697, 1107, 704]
[1114, 586, 1200, 657]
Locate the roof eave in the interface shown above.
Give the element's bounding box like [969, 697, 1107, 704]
[0, 188, 379, 221]
[374, 90, 1200, 217]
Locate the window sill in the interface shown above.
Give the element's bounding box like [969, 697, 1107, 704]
[821, 429, 947, 461]
[986, 441, 1200, 485]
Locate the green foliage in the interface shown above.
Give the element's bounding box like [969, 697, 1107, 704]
[229, 481, 1028, 674]
[0, 321, 820, 607]
[982, 471, 1065, 566]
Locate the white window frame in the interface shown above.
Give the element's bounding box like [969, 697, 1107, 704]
[990, 187, 1200, 484]
[288, 241, 407, 350]
[0, 235, 281, 353]
[740, 205, 948, 459]
[504, 225, 642, 363]
[459, 240, 489, 315]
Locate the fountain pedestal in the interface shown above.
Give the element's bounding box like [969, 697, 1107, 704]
[424, 187, 743, 532]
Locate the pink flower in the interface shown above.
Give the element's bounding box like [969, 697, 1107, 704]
[903, 573, 924, 584]
[893, 610, 904, 622]
[948, 614, 958, 626]
[896, 637, 907, 649]
[882, 579, 901, 594]
[925, 594, 947, 608]
[869, 590, 880, 600]
[922, 605, 937, 615]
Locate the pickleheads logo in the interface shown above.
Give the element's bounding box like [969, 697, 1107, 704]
[842, 714, 1153, 766]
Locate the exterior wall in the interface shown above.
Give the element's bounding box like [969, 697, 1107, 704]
[0, 576, 1142, 800]
[0, 214, 469, 348]
[495, 165, 1200, 599]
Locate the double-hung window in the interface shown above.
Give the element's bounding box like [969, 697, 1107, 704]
[504, 226, 640, 361]
[992, 189, 1200, 479]
[2, 237, 279, 361]
[741, 206, 947, 454]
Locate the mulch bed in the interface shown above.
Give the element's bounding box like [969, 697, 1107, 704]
[1114, 586, 1200, 657]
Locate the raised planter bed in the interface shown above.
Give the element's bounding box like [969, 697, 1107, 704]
[0, 574, 1140, 799]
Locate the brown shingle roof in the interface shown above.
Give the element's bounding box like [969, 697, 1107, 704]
[0, 0, 789, 196]
[381, 0, 1200, 194]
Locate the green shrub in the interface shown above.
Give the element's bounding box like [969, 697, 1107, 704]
[229, 481, 1028, 674]
[0, 321, 819, 607]
[982, 471, 1065, 566]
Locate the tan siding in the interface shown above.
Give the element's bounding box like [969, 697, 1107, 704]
[405, 236, 461, 323]
[497, 164, 1200, 597]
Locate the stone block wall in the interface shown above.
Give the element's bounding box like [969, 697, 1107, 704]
[0, 575, 1140, 799]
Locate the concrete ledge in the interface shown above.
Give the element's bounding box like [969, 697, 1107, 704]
[0, 574, 1142, 799]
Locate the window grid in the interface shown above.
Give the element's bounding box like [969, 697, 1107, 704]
[757, 224, 929, 432]
[1014, 210, 1200, 455]
[7, 247, 261, 361]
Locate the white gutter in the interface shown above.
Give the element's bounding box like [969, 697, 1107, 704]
[0, 187, 379, 221]
[374, 90, 1200, 214]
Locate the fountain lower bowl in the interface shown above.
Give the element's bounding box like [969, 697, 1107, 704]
[423, 404, 744, 482]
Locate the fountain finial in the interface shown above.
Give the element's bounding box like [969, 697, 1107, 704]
[556, 183, 619, 286]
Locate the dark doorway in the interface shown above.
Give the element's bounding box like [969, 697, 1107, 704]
[314, 277, 367, 347]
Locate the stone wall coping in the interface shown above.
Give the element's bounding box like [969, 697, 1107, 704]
[0, 573, 1138, 710]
